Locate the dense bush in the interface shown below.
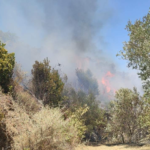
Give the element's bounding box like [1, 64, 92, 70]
[15, 87, 42, 115]
[0, 41, 15, 93]
[13, 107, 81, 150]
[106, 88, 144, 144]
[62, 85, 106, 142]
[65, 105, 89, 140]
[31, 58, 64, 106]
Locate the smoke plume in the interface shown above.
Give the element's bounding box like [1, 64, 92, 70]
[0, 0, 143, 102]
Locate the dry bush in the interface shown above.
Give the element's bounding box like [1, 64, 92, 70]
[14, 87, 42, 115]
[12, 63, 42, 116]
[0, 91, 34, 149]
[0, 90, 80, 150]
[13, 107, 79, 150]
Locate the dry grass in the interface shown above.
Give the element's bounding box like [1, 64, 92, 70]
[13, 85, 42, 115]
[76, 144, 150, 150]
[14, 107, 79, 150]
[0, 89, 80, 150]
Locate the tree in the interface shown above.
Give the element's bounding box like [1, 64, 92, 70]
[107, 88, 143, 143]
[76, 69, 99, 95]
[117, 10, 150, 90]
[0, 41, 15, 93]
[82, 92, 106, 141]
[116, 10, 150, 142]
[62, 84, 106, 142]
[31, 58, 64, 106]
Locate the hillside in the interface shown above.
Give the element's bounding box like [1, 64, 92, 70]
[0, 87, 79, 150]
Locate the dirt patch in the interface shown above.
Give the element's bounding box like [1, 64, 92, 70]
[76, 145, 150, 150]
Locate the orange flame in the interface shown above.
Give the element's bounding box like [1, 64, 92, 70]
[106, 71, 114, 77]
[101, 71, 115, 94]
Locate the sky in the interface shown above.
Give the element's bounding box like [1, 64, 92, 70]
[105, 0, 150, 70]
[0, 0, 149, 99]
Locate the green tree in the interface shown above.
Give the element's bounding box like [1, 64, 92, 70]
[116, 10, 150, 142]
[62, 85, 106, 141]
[139, 92, 150, 139]
[117, 10, 150, 90]
[31, 58, 64, 106]
[0, 41, 15, 93]
[107, 88, 143, 143]
[76, 69, 99, 95]
[82, 92, 106, 138]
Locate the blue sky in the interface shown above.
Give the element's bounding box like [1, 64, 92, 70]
[101, 0, 150, 70]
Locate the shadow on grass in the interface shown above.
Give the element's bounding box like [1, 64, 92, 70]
[124, 144, 150, 149]
[106, 143, 145, 146]
[85, 142, 102, 147]
[106, 143, 150, 149]
[85, 141, 150, 149]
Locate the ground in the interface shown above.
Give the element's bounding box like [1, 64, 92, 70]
[76, 145, 150, 150]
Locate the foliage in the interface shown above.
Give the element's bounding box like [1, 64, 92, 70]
[116, 9, 150, 143]
[0, 93, 80, 150]
[76, 69, 99, 95]
[139, 92, 150, 139]
[81, 92, 106, 133]
[15, 88, 42, 115]
[107, 88, 144, 144]
[31, 58, 64, 107]
[0, 41, 15, 93]
[67, 105, 89, 140]
[117, 10, 150, 90]
[15, 107, 80, 150]
[62, 85, 106, 141]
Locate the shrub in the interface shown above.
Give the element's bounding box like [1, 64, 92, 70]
[0, 92, 81, 150]
[15, 88, 42, 115]
[62, 86, 106, 142]
[13, 107, 80, 150]
[106, 88, 143, 144]
[31, 58, 64, 107]
[0, 41, 15, 93]
[66, 105, 89, 140]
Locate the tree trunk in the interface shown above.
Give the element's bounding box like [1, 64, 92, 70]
[121, 133, 125, 144]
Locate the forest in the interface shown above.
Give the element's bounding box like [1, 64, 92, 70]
[1, 7, 150, 150]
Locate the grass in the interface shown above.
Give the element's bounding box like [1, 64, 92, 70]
[14, 106, 79, 150]
[0, 88, 80, 150]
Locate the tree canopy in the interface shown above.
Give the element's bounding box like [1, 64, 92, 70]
[107, 88, 143, 143]
[31, 58, 64, 106]
[117, 10, 150, 90]
[0, 41, 15, 93]
[76, 69, 99, 95]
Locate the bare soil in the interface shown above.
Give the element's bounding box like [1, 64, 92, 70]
[76, 144, 150, 150]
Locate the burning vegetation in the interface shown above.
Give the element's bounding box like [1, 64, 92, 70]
[101, 71, 115, 94]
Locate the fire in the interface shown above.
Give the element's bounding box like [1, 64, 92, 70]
[106, 71, 114, 77]
[101, 71, 115, 94]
